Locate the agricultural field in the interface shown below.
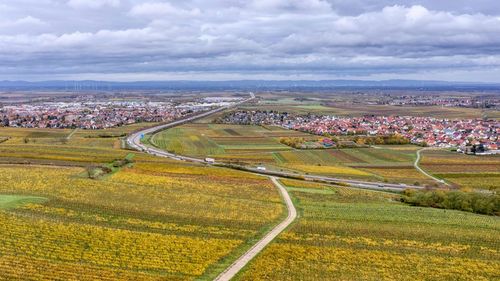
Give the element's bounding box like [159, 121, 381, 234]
[150, 123, 307, 157]
[246, 92, 500, 119]
[0, 122, 159, 150]
[151, 124, 495, 187]
[0, 123, 164, 165]
[420, 150, 500, 191]
[243, 102, 499, 119]
[151, 124, 420, 181]
[1, 111, 498, 280]
[237, 179, 500, 280]
[0, 144, 129, 165]
[0, 129, 286, 280]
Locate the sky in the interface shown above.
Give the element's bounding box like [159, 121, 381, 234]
[1, 0, 500, 82]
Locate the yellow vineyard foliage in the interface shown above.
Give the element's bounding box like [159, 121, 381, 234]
[240, 243, 500, 281]
[238, 178, 500, 280]
[287, 164, 372, 176]
[0, 161, 285, 279]
[0, 212, 239, 277]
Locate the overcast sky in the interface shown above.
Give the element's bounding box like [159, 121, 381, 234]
[1, 0, 500, 82]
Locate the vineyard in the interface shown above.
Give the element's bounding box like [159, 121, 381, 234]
[150, 123, 302, 158]
[0, 139, 285, 280]
[420, 150, 500, 191]
[1, 122, 498, 280]
[150, 124, 499, 188]
[237, 179, 500, 280]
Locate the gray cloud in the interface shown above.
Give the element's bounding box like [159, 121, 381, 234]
[0, 0, 499, 81]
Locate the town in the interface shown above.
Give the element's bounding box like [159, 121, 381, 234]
[383, 94, 499, 109]
[218, 110, 500, 153]
[0, 98, 240, 129]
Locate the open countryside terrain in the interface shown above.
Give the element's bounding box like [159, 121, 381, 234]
[1, 95, 499, 280]
[420, 149, 500, 191]
[0, 124, 162, 165]
[244, 93, 500, 119]
[0, 125, 286, 280]
[151, 123, 488, 187]
[3, 0, 500, 278]
[237, 179, 500, 280]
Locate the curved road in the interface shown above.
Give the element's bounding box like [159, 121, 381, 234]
[127, 109, 425, 192]
[415, 148, 449, 186]
[127, 94, 254, 156]
[126, 95, 430, 279]
[214, 177, 297, 281]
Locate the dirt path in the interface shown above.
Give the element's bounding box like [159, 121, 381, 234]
[214, 177, 297, 281]
[415, 148, 449, 186]
[66, 128, 79, 140]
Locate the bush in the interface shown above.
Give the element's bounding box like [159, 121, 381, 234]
[279, 137, 305, 149]
[401, 189, 499, 216]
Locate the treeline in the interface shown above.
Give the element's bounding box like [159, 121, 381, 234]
[401, 189, 499, 216]
[279, 137, 306, 149]
[85, 133, 127, 138]
[86, 157, 134, 179]
[23, 137, 68, 144]
[353, 134, 410, 145]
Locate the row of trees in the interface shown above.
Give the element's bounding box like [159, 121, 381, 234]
[353, 134, 410, 145]
[401, 189, 499, 216]
[279, 137, 307, 149]
[86, 157, 134, 179]
[23, 137, 68, 144]
[85, 133, 127, 139]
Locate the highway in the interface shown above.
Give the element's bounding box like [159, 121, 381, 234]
[126, 94, 425, 280]
[127, 93, 255, 156]
[127, 92, 424, 192]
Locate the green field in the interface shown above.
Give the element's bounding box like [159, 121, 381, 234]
[150, 123, 306, 157]
[150, 124, 441, 185]
[151, 122, 500, 189]
[0, 195, 47, 209]
[237, 179, 500, 280]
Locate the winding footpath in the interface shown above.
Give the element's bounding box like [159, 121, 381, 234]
[214, 177, 297, 281]
[415, 148, 449, 186]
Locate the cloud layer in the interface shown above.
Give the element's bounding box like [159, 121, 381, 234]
[1, 0, 500, 81]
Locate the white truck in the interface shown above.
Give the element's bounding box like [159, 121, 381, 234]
[205, 158, 215, 164]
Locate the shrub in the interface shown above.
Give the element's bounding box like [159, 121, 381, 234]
[402, 189, 499, 216]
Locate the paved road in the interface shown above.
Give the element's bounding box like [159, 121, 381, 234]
[214, 177, 297, 281]
[125, 95, 430, 280]
[127, 94, 254, 154]
[415, 148, 449, 186]
[242, 167, 423, 192]
[127, 110, 425, 192]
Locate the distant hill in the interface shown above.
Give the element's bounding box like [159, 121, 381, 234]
[1, 79, 500, 91]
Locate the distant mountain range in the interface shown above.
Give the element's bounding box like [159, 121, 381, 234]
[1, 79, 500, 91]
